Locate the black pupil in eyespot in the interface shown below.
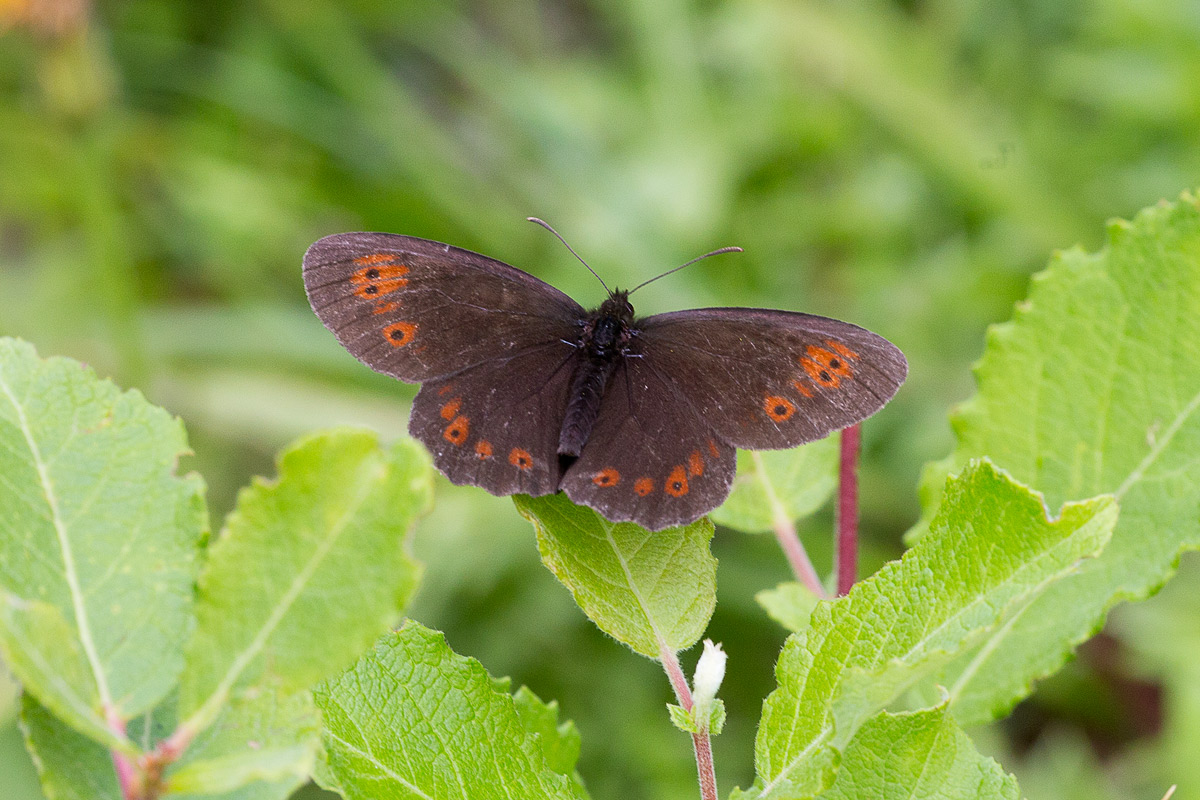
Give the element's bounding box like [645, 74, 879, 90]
[366, 268, 380, 278]
[830, 358, 840, 368]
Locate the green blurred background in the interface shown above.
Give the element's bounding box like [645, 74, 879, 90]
[1, 1, 1198, 798]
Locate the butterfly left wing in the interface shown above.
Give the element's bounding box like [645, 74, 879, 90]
[561, 308, 905, 530]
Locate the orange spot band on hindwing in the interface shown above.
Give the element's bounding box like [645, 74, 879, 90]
[764, 395, 796, 422]
[688, 450, 704, 477]
[475, 440, 493, 459]
[373, 301, 400, 315]
[383, 321, 417, 347]
[443, 415, 469, 445]
[509, 448, 534, 470]
[440, 398, 463, 420]
[593, 468, 621, 487]
[666, 465, 689, 497]
[706, 439, 720, 459]
[634, 477, 655, 496]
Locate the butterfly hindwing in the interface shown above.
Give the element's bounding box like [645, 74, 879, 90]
[634, 308, 907, 450]
[303, 232, 585, 382]
[410, 342, 578, 497]
[560, 357, 737, 531]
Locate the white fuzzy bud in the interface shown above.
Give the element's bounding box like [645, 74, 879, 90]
[692, 639, 727, 710]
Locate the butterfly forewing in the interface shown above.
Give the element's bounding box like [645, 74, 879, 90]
[303, 232, 585, 382]
[561, 358, 737, 531]
[634, 308, 907, 450]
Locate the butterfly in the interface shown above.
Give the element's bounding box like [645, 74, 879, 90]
[303, 224, 906, 531]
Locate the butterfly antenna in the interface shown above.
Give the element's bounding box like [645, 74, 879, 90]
[527, 217, 610, 295]
[628, 246, 743, 295]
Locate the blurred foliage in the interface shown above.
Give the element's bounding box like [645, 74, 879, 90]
[1, 1, 1197, 798]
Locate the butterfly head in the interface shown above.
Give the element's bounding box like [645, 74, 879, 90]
[599, 289, 634, 324]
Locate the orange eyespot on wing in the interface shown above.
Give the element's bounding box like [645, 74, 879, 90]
[634, 477, 655, 497]
[764, 395, 796, 421]
[826, 340, 860, 362]
[665, 465, 689, 497]
[509, 448, 534, 470]
[688, 450, 704, 477]
[383, 321, 417, 347]
[474, 440, 494, 459]
[443, 415, 469, 445]
[800, 356, 840, 388]
[593, 468, 621, 487]
[351, 263, 409, 298]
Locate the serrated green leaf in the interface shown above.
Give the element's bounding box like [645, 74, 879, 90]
[20, 694, 120, 800]
[735, 461, 1115, 800]
[711, 443, 838, 533]
[818, 705, 1019, 800]
[0, 594, 118, 748]
[22, 683, 317, 800]
[315, 621, 587, 800]
[512, 685, 586, 796]
[0, 338, 205, 743]
[667, 703, 697, 733]
[514, 493, 716, 658]
[912, 192, 1200, 724]
[178, 429, 431, 733]
[163, 682, 318, 798]
[756, 582, 822, 633]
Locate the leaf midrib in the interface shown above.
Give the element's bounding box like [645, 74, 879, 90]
[0, 372, 113, 711]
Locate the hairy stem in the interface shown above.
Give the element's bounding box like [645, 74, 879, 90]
[659, 643, 718, 800]
[836, 424, 861, 596]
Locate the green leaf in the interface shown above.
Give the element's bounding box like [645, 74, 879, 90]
[512, 686, 586, 794]
[163, 682, 318, 798]
[912, 192, 1200, 724]
[756, 582, 822, 633]
[514, 493, 716, 658]
[818, 705, 1019, 800]
[21, 685, 315, 800]
[178, 429, 431, 733]
[315, 621, 587, 800]
[736, 461, 1115, 800]
[19, 694, 120, 800]
[0, 657, 17, 726]
[0, 338, 206, 742]
[667, 703, 696, 733]
[711, 443, 838, 533]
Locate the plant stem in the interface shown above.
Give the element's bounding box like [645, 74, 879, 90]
[752, 452, 827, 598]
[836, 424, 861, 596]
[106, 708, 139, 800]
[659, 642, 718, 800]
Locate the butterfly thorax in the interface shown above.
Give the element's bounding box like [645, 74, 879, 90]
[557, 291, 636, 460]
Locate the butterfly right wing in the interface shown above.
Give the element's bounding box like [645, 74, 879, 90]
[303, 232, 585, 382]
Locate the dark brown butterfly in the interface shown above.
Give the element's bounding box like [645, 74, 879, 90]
[303, 227, 906, 530]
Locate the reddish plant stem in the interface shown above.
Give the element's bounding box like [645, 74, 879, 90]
[659, 643, 718, 800]
[836, 424, 861, 596]
[105, 708, 139, 800]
